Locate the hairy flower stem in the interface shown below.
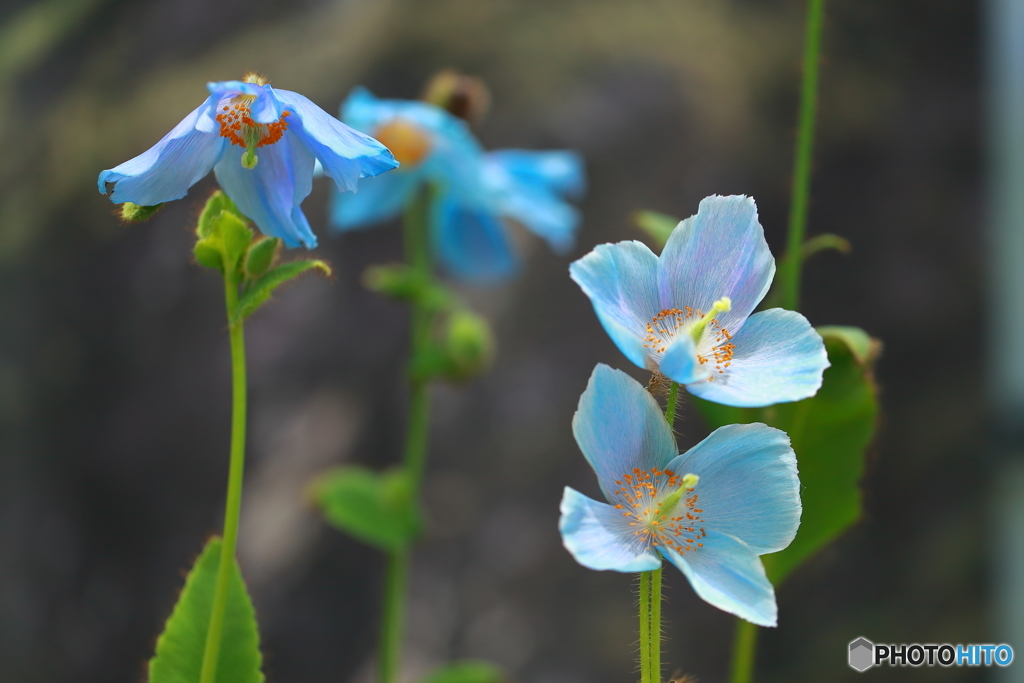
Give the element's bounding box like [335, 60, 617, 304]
[780, 0, 826, 312]
[199, 271, 249, 683]
[638, 381, 681, 683]
[379, 185, 435, 683]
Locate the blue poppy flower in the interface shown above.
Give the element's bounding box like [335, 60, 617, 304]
[330, 87, 584, 281]
[559, 364, 801, 626]
[98, 76, 398, 249]
[569, 195, 828, 408]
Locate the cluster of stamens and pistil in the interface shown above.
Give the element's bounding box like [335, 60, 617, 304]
[216, 98, 291, 168]
[612, 467, 707, 555]
[642, 306, 736, 380]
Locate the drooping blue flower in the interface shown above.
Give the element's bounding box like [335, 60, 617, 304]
[559, 364, 801, 626]
[569, 195, 829, 408]
[98, 77, 398, 249]
[330, 87, 585, 281]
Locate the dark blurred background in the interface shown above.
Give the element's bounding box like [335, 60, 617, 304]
[0, 0, 996, 681]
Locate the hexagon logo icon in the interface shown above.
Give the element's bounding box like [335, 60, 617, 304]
[849, 637, 874, 672]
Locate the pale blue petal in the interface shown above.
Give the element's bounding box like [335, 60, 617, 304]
[658, 195, 775, 335]
[560, 487, 662, 572]
[686, 309, 829, 407]
[661, 530, 778, 626]
[274, 89, 398, 194]
[99, 97, 224, 205]
[660, 336, 702, 384]
[330, 171, 420, 231]
[213, 132, 318, 248]
[486, 149, 585, 197]
[666, 423, 800, 554]
[431, 192, 516, 281]
[572, 364, 679, 499]
[570, 242, 661, 370]
[483, 153, 580, 253]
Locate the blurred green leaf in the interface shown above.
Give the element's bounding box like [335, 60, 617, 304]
[363, 264, 454, 310]
[312, 466, 422, 552]
[149, 537, 264, 683]
[693, 327, 879, 583]
[421, 661, 505, 683]
[632, 210, 680, 249]
[233, 259, 331, 323]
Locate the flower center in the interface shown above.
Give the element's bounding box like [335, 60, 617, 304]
[373, 119, 432, 168]
[216, 96, 291, 169]
[612, 467, 707, 555]
[642, 297, 736, 378]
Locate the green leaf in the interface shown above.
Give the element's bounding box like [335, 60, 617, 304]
[632, 210, 680, 249]
[421, 661, 505, 683]
[233, 259, 331, 323]
[692, 327, 879, 583]
[312, 466, 421, 552]
[243, 237, 281, 281]
[197, 191, 243, 238]
[149, 537, 264, 683]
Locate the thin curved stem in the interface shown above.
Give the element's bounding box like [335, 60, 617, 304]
[780, 0, 826, 312]
[199, 274, 248, 683]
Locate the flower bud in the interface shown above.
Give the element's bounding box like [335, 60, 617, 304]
[244, 237, 281, 280]
[422, 69, 491, 125]
[445, 310, 494, 381]
[120, 202, 164, 223]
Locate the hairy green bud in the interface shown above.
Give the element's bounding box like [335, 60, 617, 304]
[120, 202, 164, 223]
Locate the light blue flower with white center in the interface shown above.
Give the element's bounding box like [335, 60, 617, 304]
[569, 195, 829, 408]
[330, 87, 585, 281]
[98, 75, 398, 249]
[559, 364, 801, 626]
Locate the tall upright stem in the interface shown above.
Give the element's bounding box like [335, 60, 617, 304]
[638, 382, 681, 683]
[199, 274, 248, 683]
[379, 186, 434, 683]
[780, 0, 826, 312]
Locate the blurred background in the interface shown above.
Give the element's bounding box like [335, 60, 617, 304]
[0, 0, 997, 681]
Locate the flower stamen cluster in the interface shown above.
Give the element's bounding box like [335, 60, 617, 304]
[216, 98, 291, 169]
[612, 468, 706, 555]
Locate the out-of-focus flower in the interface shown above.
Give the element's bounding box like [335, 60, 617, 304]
[330, 87, 584, 281]
[569, 195, 828, 407]
[559, 364, 801, 626]
[98, 75, 398, 249]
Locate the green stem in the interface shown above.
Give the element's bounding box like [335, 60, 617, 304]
[199, 273, 248, 683]
[379, 186, 435, 683]
[664, 382, 679, 426]
[780, 0, 826, 312]
[729, 620, 759, 683]
[650, 567, 662, 683]
[639, 572, 651, 683]
[636, 383, 681, 683]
